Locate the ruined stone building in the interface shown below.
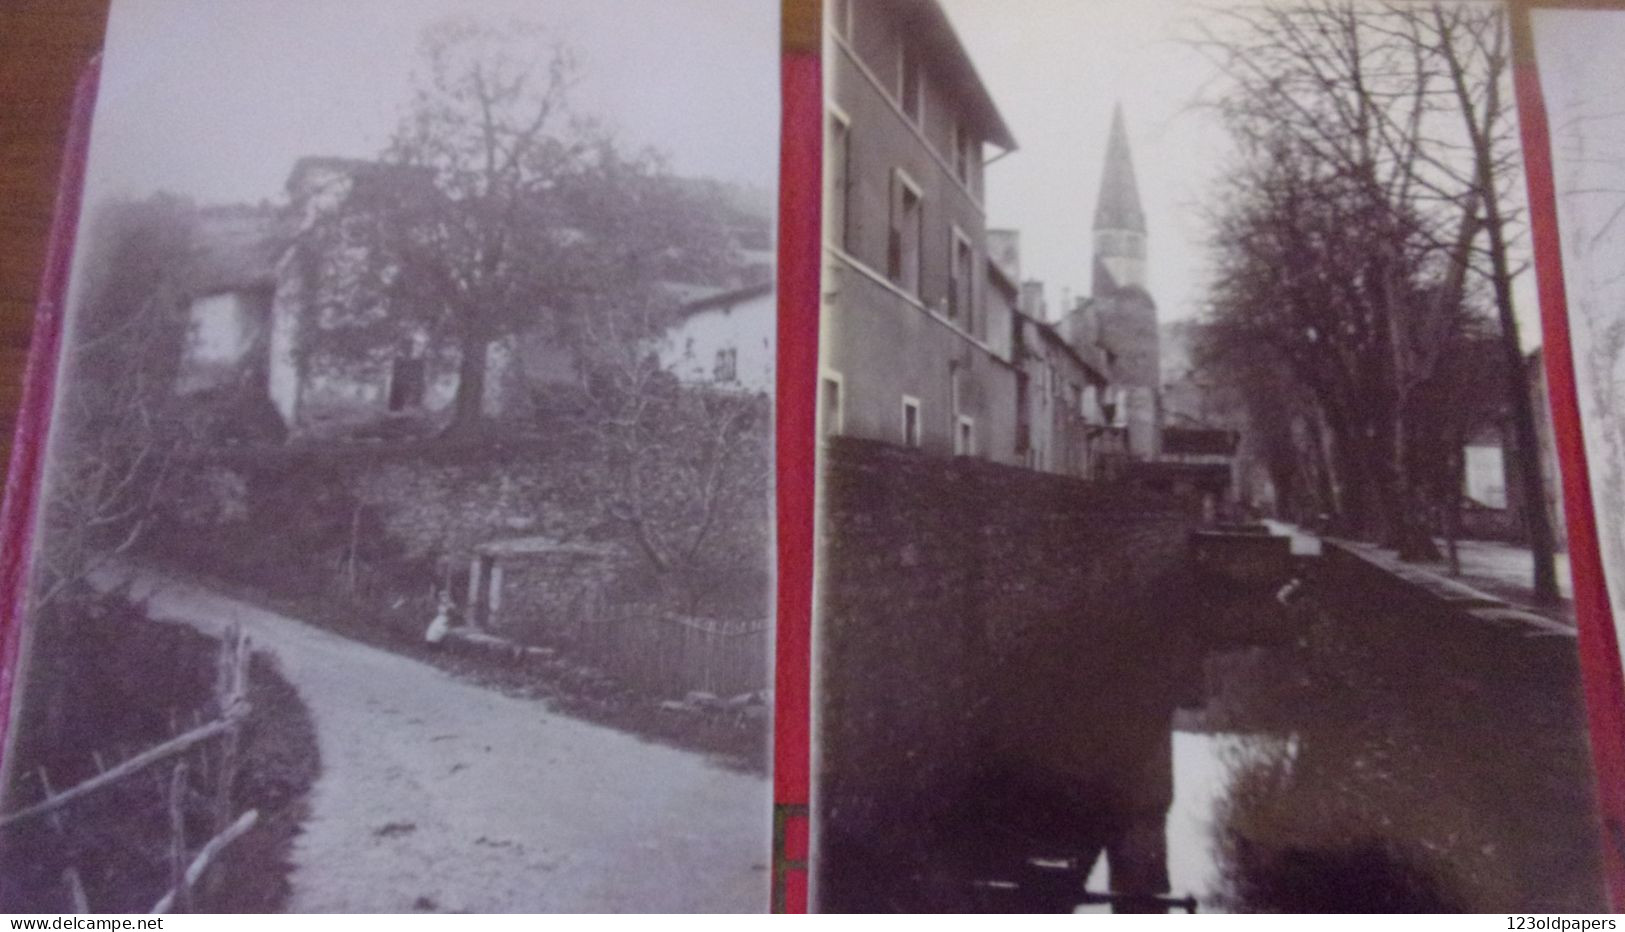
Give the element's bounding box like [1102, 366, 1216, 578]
[173, 157, 772, 441]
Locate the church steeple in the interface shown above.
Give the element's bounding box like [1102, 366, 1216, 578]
[1091, 104, 1147, 296]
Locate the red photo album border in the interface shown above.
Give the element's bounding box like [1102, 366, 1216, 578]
[1512, 0, 1625, 908]
[4, 1, 1624, 913]
[0, 57, 101, 789]
[771, 38, 820, 914]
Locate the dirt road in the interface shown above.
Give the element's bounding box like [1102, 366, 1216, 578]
[109, 567, 771, 912]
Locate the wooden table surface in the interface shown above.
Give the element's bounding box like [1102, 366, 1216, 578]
[0, 0, 109, 467]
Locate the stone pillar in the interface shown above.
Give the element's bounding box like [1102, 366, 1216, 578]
[1106, 817, 1171, 913]
[467, 556, 484, 627]
[488, 562, 504, 627]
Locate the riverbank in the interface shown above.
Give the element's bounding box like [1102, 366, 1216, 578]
[1178, 565, 1606, 912]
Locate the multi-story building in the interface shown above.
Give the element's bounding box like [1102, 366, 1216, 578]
[820, 0, 1020, 461]
[819, 1, 1159, 486]
[992, 231, 1121, 477]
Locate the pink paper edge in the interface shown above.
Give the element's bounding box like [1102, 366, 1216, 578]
[0, 55, 103, 754]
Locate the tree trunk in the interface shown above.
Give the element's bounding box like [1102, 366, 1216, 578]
[1447, 445, 1464, 576]
[446, 330, 490, 438]
[1446, 7, 1561, 604]
[1483, 209, 1561, 604]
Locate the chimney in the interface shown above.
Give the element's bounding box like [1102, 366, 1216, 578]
[1021, 280, 1047, 321]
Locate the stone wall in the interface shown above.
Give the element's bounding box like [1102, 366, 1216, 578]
[816, 437, 1201, 908]
[480, 542, 620, 641]
[347, 451, 602, 579]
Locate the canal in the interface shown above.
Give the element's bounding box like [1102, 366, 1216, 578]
[815, 519, 1608, 913]
[1082, 557, 1608, 913]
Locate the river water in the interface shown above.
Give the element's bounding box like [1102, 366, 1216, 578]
[1115, 577, 1607, 914]
[1080, 730, 1297, 913]
[819, 527, 1608, 913]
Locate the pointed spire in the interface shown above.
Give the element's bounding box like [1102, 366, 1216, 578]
[1093, 104, 1146, 235]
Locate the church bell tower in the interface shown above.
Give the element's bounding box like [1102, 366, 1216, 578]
[1088, 104, 1160, 458]
[1092, 104, 1148, 296]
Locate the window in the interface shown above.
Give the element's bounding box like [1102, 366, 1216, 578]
[388, 356, 426, 411]
[952, 122, 975, 184]
[1015, 371, 1031, 456]
[901, 396, 922, 448]
[956, 415, 976, 456]
[888, 171, 923, 295]
[900, 42, 922, 123]
[820, 373, 844, 438]
[828, 112, 852, 252]
[714, 347, 738, 383]
[950, 230, 974, 331]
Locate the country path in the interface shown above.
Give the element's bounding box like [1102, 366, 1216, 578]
[101, 565, 771, 913]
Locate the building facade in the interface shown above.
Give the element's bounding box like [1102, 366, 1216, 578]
[658, 281, 777, 394]
[820, 0, 1160, 484]
[820, 0, 1021, 462]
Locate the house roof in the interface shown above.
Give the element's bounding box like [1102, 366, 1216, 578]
[183, 206, 286, 297]
[986, 229, 1021, 290]
[899, 0, 1017, 151]
[286, 156, 438, 211]
[475, 536, 618, 559]
[1018, 306, 1110, 386]
[678, 279, 775, 317]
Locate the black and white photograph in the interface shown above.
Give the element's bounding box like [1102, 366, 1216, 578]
[814, 0, 1606, 912]
[0, 0, 778, 913]
[1530, 5, 1625, 702]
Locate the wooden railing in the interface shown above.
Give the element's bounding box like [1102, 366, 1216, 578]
[0, 624, 262, 914]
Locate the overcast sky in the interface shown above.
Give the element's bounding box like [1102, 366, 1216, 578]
[939, 0, 1540, 340]
[83, 0, 780, 208]
[939, 0, 1229, 325]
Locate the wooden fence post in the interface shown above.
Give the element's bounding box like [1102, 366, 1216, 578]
[62, 868, 88, 913]
[167, 763, 191, 913]
[207, 626, 249, 903]
[212, 626, 249, 827]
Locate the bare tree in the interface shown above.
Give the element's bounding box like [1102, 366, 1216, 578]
[1196, 0, 1499, 560]
[34, 196, 196, 609]
[1380, 2, 1560, 601]
[566, 284, 771, 617]
[298, 19, 590, 438]
[300, 19, 748, 439]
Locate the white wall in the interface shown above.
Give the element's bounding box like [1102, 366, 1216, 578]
[1464, 444, 1507, 509]
[177, 291, 265, 395]
[659, 290, 775, 393]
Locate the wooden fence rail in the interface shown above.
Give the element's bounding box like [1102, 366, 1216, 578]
[0, 713, 244, 831]
[1, 624, 259, 915]
[149, 809, 259, 915]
